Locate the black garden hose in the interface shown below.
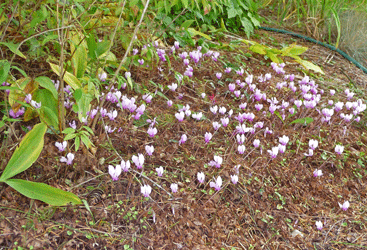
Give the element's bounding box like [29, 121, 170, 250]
[259, 26, 367, 75]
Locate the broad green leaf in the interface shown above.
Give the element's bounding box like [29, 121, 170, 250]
[181, 20, 195, 29]
[75, 136, 81, 151]
[5, 179, 82, 206]
[290, 117, 314, 125]
[187, 28, 212, 40]
[80, 134, 93, 149]
[33, 89, 59, 129]
[0, 60, 10, 83]
[62, 127, 75, 134]
[95, 41, 111, 59]
[295, 58, 324, 74]
[0, 123, 47, 181]
[267, 51, 282, 63]
[86, 33, 97, 60]
[64, 133, 77, 140]
[250, 44, 266, 55]
[35, 76, 58, 100]
[82, 126, 94, 135]
[49, 63, 82, 90]
[40, 106, 59, 129]
[282, 45, 308, 57]
[0, 42, 26, 59]
[71, 42, 87, 78]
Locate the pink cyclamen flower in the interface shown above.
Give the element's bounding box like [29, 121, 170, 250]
[168, 83, 178, 91]
[204, 132, 212, 143]
[309, 139, 318, 150]
[99, 72, 107, 81]
[142, 94, 153, 103]
[170, 183, 178, 193]
[221, 117, 229, 127]
[179, 134, 187, 145]
[316, 221, 323, 230]
[120, 160, 130, 172]
[147, 127, 158, 137]
[212, 121, 221, 130]
[279, 135, 289, 146]
[228, 83, 235, 92]
[219, 106, 226, 115]
[141, 184, 152, 198]
[145, 145, 154, 156]
[278, 144, 286, 154]
[132, 154, 145, 169]
[238, 145, 246, 154]
[253, 139, 260, 148]
[167, 100, 173, 107]
[108, 165, 122, 181]
[197, 172, 205, 183]
[209, 155, 223, 168]
[338, 201, 350, 211]
[267, 146, 279, 159]
[305, 149, 314, 157]
[138, 59, 144, 65]
[55, 141, 67, 152]
[24, 94, 32, 103]
[313, 169, 323, 177]
[210, 176, 222, 191]
[175, 111, 185, 122]
[231, 175, 238, 185]
[210, 105, 218, 114]
[335, 145, 344, 155]
[156, 166, 164, 177]
[60, 153, 74, 165]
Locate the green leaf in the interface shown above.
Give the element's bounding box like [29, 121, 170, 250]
[282, 45, 308, 57]
[62, 127, 75, 134]
[95, 41, 111, 59]
[73, 88, 83, 102]
[290, 117, 314, 125]
[0, 60, 10, 83]
[187, 28, 212, 40]
[86, 33, 97, 60]
[35, 76, 58, 100]
[250, 44, 266, 55]
[49, 63, 82, 90]
[181, 20, 195, 29]
[80, 134, 93, 149]
[82, 126, 94, 135]
[64, 133, 77, 140]
[71, 41, 87, 78]
[40, 106, 59, 129]
[75, 136, 80, 151]
[0, 123, 47, 181]
[0, 42, 27, 59]
[294, 58, 324, 75]
[33, 89, 59, 129]
[5, 179, 82, 206]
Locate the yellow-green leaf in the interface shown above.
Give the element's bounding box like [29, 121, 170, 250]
[295, 58, 324, 75]
[5, 179, 82, 206]
[0, 123, 47, 181]
[49, 63, 82, 90]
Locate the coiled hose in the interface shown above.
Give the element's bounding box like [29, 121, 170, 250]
[259, 26, 367, 75]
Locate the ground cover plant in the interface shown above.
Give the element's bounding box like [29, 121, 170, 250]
[1, 0, 367, 249]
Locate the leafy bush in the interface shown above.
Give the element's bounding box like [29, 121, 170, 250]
[154, 0, 262, 39]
